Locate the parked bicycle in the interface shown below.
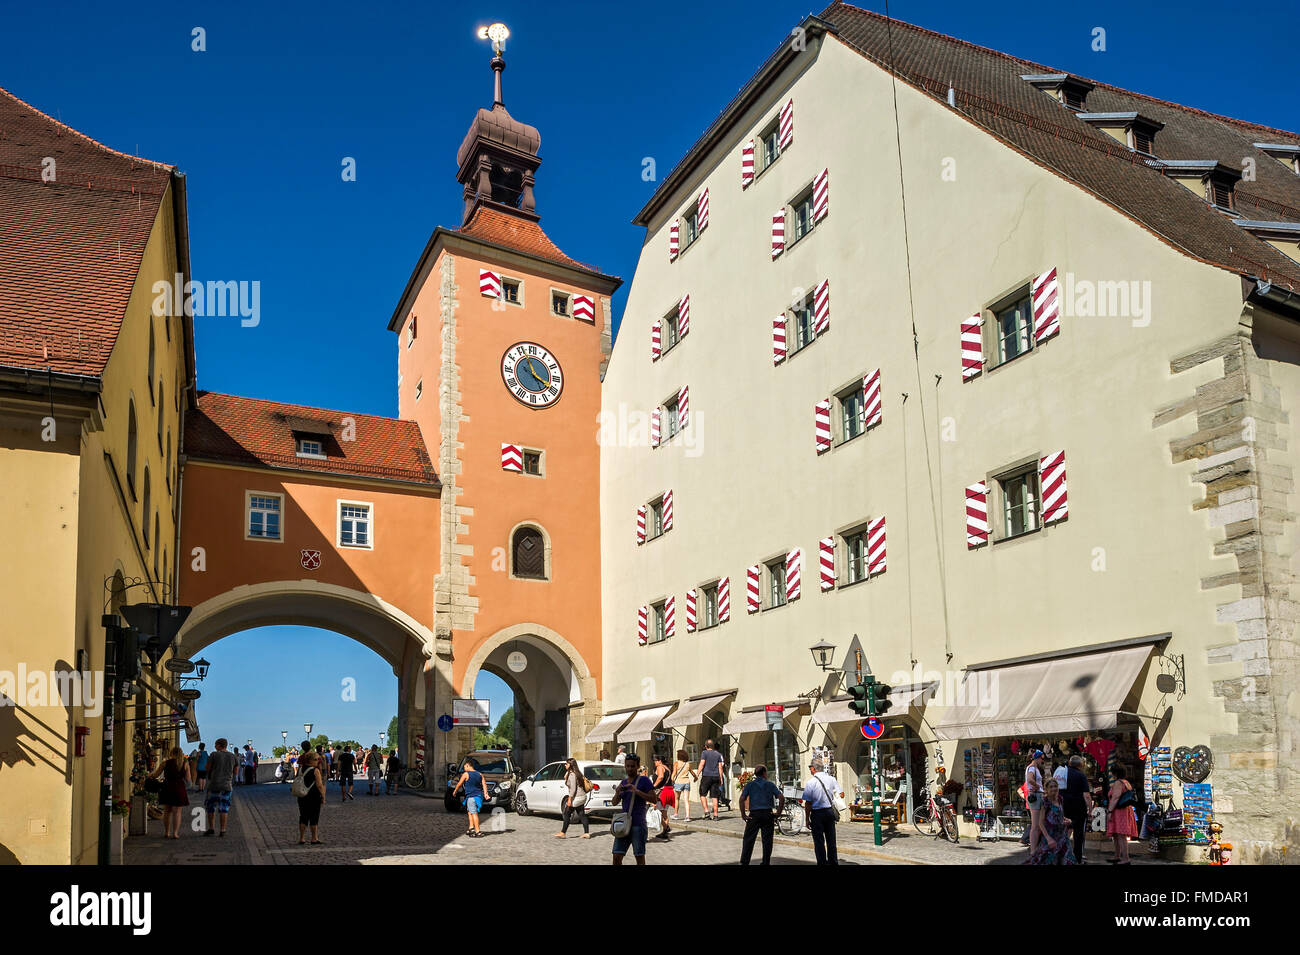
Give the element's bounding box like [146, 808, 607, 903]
[403, 754, 425, 790]
[913, 776, 961, 843]
[777, 795, 806, 836]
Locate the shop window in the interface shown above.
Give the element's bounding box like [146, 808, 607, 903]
[760, 727, 800, 785]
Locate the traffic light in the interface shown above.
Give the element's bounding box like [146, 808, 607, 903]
[848, 682, 870, 716]
[872, 682, 894, 717]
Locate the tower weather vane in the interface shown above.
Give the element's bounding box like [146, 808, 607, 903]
[476, 22, 511, 106]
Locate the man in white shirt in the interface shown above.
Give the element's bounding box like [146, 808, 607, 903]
[613, 745, 627, 765]
[800, 758, 841, 865]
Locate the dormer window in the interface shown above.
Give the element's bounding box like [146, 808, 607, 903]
[1152, 160, 1240, 212]
[1253, 143, 1300, 175]
[284, 415, 333, 460]
[1131, 127, 1154, 156]
[296, 437, 325, 458]
[1021, 73, 1094, 112]
[1210, 179, 1234, 210]
[1076, 112, 1164, 157]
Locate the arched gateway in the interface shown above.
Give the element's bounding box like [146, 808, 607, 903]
[176, 48, 618, 786]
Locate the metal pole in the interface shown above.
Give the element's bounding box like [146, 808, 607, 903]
[98, 621, 118, 866]
[869, 678, 882, 847]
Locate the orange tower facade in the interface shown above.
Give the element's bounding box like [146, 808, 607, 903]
[390, 46, 620, 772]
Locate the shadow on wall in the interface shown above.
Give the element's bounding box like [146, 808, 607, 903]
[0, 658, 77, 785]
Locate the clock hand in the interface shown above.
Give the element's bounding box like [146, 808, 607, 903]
[526, 357, 548, 385]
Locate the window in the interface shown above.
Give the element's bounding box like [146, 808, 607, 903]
[649, 497, 665, 539]
[1131, 127, 1153, 155]
[247, 493, 282, 541]
[760, 726, 800, 783]
[682, 207, 699, 248]
[767, 557, 787, 608]
[126, 400, 139, 496]
[790, 187, 816, 244]
[142, 468, 151, 547]
[415, 379, 423, 402]
[156, 380, 165, 450]
[338, 502, 372, 548]
[838, 384, 866, 443]
[522, 450, 542, 475]
[1210, 179, 1234, 209]
[998, 466, 1040, 539]
[758, 119, 781, 173]
[147, 323, 156, 399]
[551, 292, 569, 317]
[845, 529, 868, 584]
[994, 292, 1034, 364]
[792, 291, 816, 352]
[663, 396, 681, 441]
[512, 526, 546, 579]
[296, 436, 325, 458]
[650, 602, 667, 644]
[702, 583, 719, 629]
[407, 315, 417, 348]
[1062, 88, 1085, 110]
[502, 278, 521, 304]
[663, 307, 680, 352]
[165, 433, 172, 492]
[152, 514, 160, 578]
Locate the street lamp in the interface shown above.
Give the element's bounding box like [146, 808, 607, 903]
[379, 732, 386, 746]
[194, 658, 210, 680]
[809, 640, 837, 671]
[304, 722, 313, 738]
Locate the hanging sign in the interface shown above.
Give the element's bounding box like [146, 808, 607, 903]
[764, 704, 784, 729]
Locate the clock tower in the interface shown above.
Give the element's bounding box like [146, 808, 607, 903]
[388, 26, 621, 777]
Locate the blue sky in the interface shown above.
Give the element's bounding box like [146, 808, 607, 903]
[6, 1, 1295, 757]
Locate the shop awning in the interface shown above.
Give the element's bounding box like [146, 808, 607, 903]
[809, 682, 937, 725]
[932, 637, 1162, 740]
[584, 711, 633, 744]
[618, 704, 676, 742]
[663, 692, 733, 729]
[722, 701, 805, 736]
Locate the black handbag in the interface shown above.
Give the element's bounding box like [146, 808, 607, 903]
[143, 776, 162, 794]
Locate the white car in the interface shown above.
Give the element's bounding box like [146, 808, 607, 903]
[512, 760, 629, 817]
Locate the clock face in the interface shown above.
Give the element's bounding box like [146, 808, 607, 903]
[501, 342, 564, 408]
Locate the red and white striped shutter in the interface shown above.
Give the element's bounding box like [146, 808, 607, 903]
[773, 316, 788, 364]
[813, 167, 829, 222]
[814, 399, 832, 454]
[1039, 450, 1068, 524]
[572, 294, 595, 322]
[867, 516, 887, 575]
[664, 596, 676, 637]
[785, 548, 802, 601]
[863, 368, 882, 429]
[779, 98, 794, 149]
[500, 443, 523, 472]
[819, 536, 835, 591]
[669, 221, 680, 261]
[636, 504, 647, 544]
[638, 606, 648, 645]
[961, 314, 984, 381]
[678, 294, 690, 338]
[741, 139, 755, 187]
[479, 269, 502, 298]
[771, 209, 786, 258]
[685, 589, 698, 632]
[662, 489, 674, 530]
[697, 188, 709, 232]
[651, 320, 662, 361]
[718, 576, 731, 621]
[650, 408, 661, 447]
[1032, 267, 1061, 342]
[813, 279, 830, 334]
[966, 481, 989, 548]
[746, 565, 761, 613]
[677, 386, 689, 428]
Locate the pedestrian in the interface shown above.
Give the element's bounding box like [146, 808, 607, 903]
[598, 748, 611, 761]
[651, 753, 673, 839]
[1026, 777, 1077, 865]
[193, 742, 209, 793]
[150, 745, 191, 839]
[337, 745, 356, 801]
[295, 751, 325, 845]
[611, 753, 656, 865]
[1061, 755, 1093, 863]
[696, 738, 726, 820]
[801, 757, 841, 865]
[385, 749, 402, 794]
[278, 753, 293, 783]
[365, 745, 384, 795]
[1024, 750, 1047, 856]
[202, 738, 239, 837]
[555, 757, 592, 839]
[739, 764, 784, 865]
[327, 745, 336, 781]
[452, 759, 486, 837]
[240, 744, 254, 786]
[613, 744, 627, 765]
[1106, 763, 1138, 865]
[670, 749, 696, 821]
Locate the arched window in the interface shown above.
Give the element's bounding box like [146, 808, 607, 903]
[157, 379, 164, 449]
[126, 400, 139, 495]
[153, 513, 160, 579]
[142, 467, 151, 546]
[147, 322, 156, 397]
[165, 432, 172, 491]
[511, 526, 547, 580]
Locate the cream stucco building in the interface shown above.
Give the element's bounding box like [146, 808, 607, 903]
[599, 4, 1300, 860]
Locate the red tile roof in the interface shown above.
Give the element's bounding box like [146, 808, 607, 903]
[457, 202, 600, 272]
[0, 84, 176, 377]
[819, 2, 1300, 290]
[185, 392, 439, 487]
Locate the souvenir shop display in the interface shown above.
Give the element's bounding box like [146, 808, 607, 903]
[1173, 745, 1213, 784]
[1182, 782, 1212, 846]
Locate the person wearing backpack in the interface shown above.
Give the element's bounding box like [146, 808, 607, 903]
[1106, 763, 1138, 864]
[293, 751, 325, 845]
[555, 757, 593, 838]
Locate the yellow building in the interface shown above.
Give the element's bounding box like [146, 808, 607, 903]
[0, 85, 194, 864]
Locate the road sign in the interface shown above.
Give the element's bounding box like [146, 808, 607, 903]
[839, 634, 868, 680]
[764, 704, 784, 729]
[451, 698, 490, 727]
[436, 714, 453, 732]
[861, 718, 885, 740]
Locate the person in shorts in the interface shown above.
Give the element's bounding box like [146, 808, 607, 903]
[202, 738, 240, 836]
[337, 745, 356, 801]
[193, 742, 209, 792]
[696, 739, 726, 820]
[671, 749, 697, 821]
[452, 759, 486, 838]
[612, 754, 656, 865]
